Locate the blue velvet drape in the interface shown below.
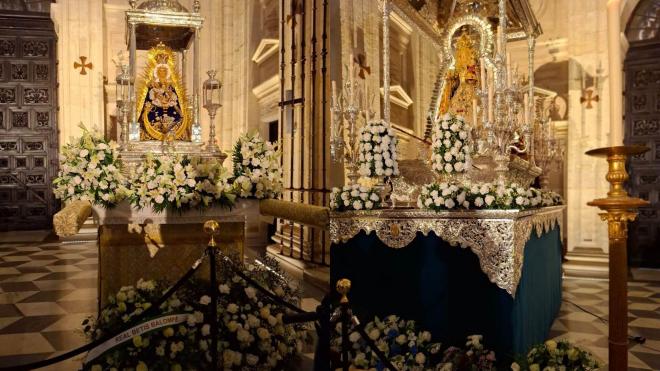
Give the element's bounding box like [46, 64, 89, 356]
[330, 228, 562, 358]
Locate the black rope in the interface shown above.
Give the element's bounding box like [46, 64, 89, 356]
[0, 249, 208, 371]
[350, 315, 398, 371]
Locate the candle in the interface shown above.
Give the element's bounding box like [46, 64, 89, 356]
[488, 70, 494, 123]
[496, 26, 502, 54]
[523, 93, 529, 123]
[472, 99, 478, 127]
[506, 52, 512, 87]
[364, 81, 369, 120]
[349, 54, 355, 105]
[480, 57, 486, 91]
[332, 80, 337, 107]
[607, 0, 623, 145]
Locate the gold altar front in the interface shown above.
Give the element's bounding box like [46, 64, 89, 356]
[92, 200, 259, 308]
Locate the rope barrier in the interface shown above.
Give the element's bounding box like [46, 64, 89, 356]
[0, 237, 397, 371]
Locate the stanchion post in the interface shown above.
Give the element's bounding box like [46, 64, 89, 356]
[336, 278, 352, 371]
[204, 220, 221, 370]
[586, 145, 649, 370]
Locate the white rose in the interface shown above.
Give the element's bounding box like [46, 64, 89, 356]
[444, 163, 453, 173]
[352, 200, 363, 210]
[219, 284, 230, 294]
[485, 195, 495, 205]
[365, 200, 374, 209]
[201, 324, 210, 336]
[475, 197, 484, 207]
[415, 352, 426, 364]
[445, 199, 455, 209]
[199, 295, 211, 305]
[443, 152, 453, 162]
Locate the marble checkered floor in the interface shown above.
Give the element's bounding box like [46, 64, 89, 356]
[0, 233, 659, 370]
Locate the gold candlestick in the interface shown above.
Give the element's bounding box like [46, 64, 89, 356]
[586, 145, 649, 371]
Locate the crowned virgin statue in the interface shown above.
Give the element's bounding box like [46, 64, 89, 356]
[137, 44, 191, 142]
[438, 32, 480, 123]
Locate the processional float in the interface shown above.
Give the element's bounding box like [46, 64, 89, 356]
[115, 0, 225, 165]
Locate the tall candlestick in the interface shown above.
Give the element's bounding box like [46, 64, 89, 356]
[607, 0, 624, 146]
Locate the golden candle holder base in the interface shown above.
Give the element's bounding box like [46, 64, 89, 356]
[586, 145, 649, 371]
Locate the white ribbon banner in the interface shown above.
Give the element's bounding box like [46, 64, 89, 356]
[84, 313, 189, 364]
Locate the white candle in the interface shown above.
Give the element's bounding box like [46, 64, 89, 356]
[363, 81, 369, 120]
[349, 54, 355, 105]
[480, 57, 486, 91]
[487, 70, 494, 123]
[332, 80, 337, 107]
[523, 93, 529, 123]
[472, 99, 478, 127]
[607, 0, 623, 146]
[506, 52, 512, 87]
[496, 26, 502, 54]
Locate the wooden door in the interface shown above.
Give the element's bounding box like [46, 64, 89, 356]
[0, 12, 58, 231]
[624, 40, 660, 268]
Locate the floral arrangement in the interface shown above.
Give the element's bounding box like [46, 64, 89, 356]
[330, 184, 382, 211]
[357, 119, 400, 178]
[128, 154, 235, 213]
[512, 339, 599, 371]
[231, 132, 283, 199]
[431, 113, 470, 175]
[331, 316, 498, 371]
[439, 335, 497, 370]
[53, 125, 129, 208]
[83, 256, 304, 370]
[418, 182, 563, 212]
[331, 315, 444, 370]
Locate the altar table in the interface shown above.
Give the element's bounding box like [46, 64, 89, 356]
[329, 206, 564, 357]
[93, 200, 260, 308]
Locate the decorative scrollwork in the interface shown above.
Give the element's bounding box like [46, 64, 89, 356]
[36, 112, 50, 128]
[0, 141, 18, 152]
[23, 88, 49, 104]
[329, 206, 564, 296]
[34, 64, 49, 80]
[0, 88, 17, 104]
[23, 141, 44, 151]
[0, 39, 16, 56]
[22, 40, 49, 57]
[632, 119, 659, 136]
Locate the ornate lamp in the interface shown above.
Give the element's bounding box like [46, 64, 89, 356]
[115, 64, 133, 149]
[203, 70, 222, 153]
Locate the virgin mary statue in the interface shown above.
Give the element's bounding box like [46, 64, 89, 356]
[137, 44, 191, 141]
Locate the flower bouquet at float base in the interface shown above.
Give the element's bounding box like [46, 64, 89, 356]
[231, 131, 283, 199]
[431, 113, 471, 181]
[82, 255, 307, 371]
[330, 315, 498, 371]
[128, 153, 235, 213]
[357, 119, 400, 202]
[417, 181, 563, 212]
[53, 124, 130, 208]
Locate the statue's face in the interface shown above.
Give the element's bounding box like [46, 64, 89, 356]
[156, 66, 169, 81]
